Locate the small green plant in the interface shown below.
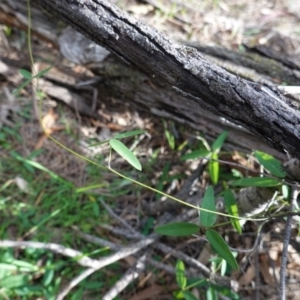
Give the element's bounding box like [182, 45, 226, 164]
[173, 259, 239, 300]
[155, 145, 293, 299]
[181, 131, 228, 184]
[9, 4, 295, 296]
[163, 120, 176, 150]
[155, 186, 238, 271]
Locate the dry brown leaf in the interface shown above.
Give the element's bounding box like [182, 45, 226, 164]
[238, 265, 255, 285]
[124, 256, 136, 267]
[288, 245, 300, 266]
[35, 108, 65, 149]
[130, 284, 166, 300]
[269, 242, 280, 261]
[41, 108, 58, 132]
[259, 253, 274, 285]
[197, 242, 211, 266]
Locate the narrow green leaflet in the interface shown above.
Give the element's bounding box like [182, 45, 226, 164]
[155, 222, 199, 237]
[209, 152, 219, 184]
[200, 186, 217, 227]
[282, 184, 290, 199]
[224, 189, 242, 234]
[180, 150, 211, 161]
[88, 140, 110, 147]
[183, 291, 198, 300]
[33, 66, 52, 78]
[10, 151, 66, 182]
[220, 259, 227, 276]
[19, 69, 32, 79]
[15, 67, 52, 96]
[113, 130, 146, 139]
[164, 127, 175, 150]
[212, 131, 228, 152]
[13, 78, 31, 95]
[206, 286, 218, 300]
[156, 163, 170, 200]
[109, 139, 142, 171]
[254, 151, 286, 178]
[42, 269, 55, 287]
[89, 130, 146, 147]
[176, 260, 186, 289]
[206, 229, 238, 270]
[229, 177, 281, 187]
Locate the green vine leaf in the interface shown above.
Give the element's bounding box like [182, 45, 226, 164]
[176, 260, 186, 289]
[155, 222, 199, 237]
[212, 131, 228, 153]
[224, 189, 241, 234]
[206, 229, 238, 270]
[200, 186, 216, 227]
[19, 69, 32, 79]
[109, 139, 141, 171]
[254, 151, 286, 178]
[209, 152, 219, 184]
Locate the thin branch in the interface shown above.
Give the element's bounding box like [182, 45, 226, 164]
[57, 268, 96, 300]
[102, 254, 147, 300]
[279, 187, 300, 300]
[254, 249, 260, 300]
[99, 198, 136, 233]
[98, 195, 234, 287]
[72, 226, 119, 249]
[0, 237, 156, 300]
[0, 240, 101, 268]
[73, 227, 198, 277]
[100, 223, 233, 287]
[56, 237, 156, 299]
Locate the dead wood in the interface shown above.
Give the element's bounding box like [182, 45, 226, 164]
[25, 0, 300, 161]
[1, 0, 300, 160]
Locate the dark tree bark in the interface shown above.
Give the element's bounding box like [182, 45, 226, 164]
[26, 0, 300, 160]
[1, 0, 300, 160]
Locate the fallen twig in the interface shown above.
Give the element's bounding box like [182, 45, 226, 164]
[0, 240, 100, 268]
[56, 237, 156, 299]
[102, 254, 147, 300]
[279, 187, 300, 300]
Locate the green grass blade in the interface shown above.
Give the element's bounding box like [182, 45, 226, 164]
[229, 177, 281, 187]
[180, 150, 211, 161]
[13, 78, 31, 95]
[211, 131, 228, 152]
[33, 66, 52, 78]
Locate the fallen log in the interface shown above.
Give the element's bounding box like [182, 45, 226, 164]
[1, 0, 300, 160]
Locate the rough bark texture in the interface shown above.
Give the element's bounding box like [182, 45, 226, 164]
[26, 0, 300, 160]
[1, 0, 300, 160]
